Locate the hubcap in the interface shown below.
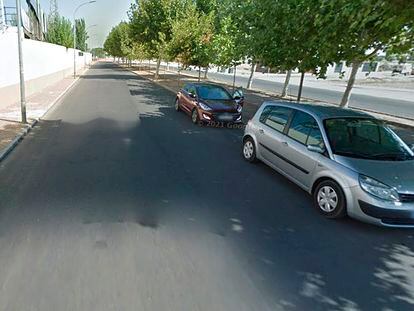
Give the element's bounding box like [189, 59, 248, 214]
[243, 141, 254, 159]
[317, 186, 338, 212]
[192, 110, 198, 123]
[175, 100, 179, 110]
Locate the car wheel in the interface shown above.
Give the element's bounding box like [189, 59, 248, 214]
[243, 138, 257, 163]
[175, 98, 181, 111]
[313, 180, 346, 219]
[191, 109, 200, 125]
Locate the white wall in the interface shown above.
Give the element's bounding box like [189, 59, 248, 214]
[0, 27, 91, 108]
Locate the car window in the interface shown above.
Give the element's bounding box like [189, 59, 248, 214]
[188, 86, 197, 96]
[307, 127, 324, 148]
[260, 106, 292, 133]
[197, 85, 232, 100]
[287, 111, 324, 148]
[182, 84, 190, 93]
[324, 118, 413, 160]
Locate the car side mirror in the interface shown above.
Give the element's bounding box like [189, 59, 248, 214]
[233, 89, 244, 105]
[307, 145, 325, 154]
[189, 92, 197, 99]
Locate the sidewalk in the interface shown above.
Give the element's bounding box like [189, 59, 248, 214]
[0, 68, 87, 160]
[128, 65, 414, 145]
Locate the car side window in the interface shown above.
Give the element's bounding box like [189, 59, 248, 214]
[188, 86, 197, 97]
[288, 111, 324, 148]
[183, 84, 190, 93]
[260, 106, 292, 133]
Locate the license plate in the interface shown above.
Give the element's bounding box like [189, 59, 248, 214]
[218, 114, 233, 121]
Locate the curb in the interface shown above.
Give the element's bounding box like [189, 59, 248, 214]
[152, 68, 414, 129]
[0, 119, 38, 162]
[0, 68, 87, 163]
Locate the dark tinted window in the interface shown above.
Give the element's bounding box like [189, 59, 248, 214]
[260, 106, 292, 133]
[287, 111, 324, 147]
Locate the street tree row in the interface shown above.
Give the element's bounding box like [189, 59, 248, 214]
[104, 0, 414, 107]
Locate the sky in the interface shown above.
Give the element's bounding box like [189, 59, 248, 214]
[5, 0, 134, 48]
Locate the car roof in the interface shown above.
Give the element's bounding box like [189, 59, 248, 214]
[185, 82, 228, 89]
[263, 101, 375, 121]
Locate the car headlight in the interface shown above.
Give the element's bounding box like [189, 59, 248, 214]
[359, 175, 400, 202]
[237, 105, 243, 113]
[199, 102, 212, 111]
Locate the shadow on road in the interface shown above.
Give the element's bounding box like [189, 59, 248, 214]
[1, 62, 413, 310]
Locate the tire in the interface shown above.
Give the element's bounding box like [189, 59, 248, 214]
[313, 180, 347, 219]
[175, 98, 181, 111]
[191, 109, 200, 125]
[242, 137, 257, 163]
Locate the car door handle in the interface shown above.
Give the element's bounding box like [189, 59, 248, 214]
[281, 141, 289, 146]
[259, 129, 264, 134]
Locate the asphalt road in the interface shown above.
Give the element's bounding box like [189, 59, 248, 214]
[177, 68, 414, 120]
[0, 62, 413, 311]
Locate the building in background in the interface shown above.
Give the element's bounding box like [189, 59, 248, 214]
[1, 0, 47, 40]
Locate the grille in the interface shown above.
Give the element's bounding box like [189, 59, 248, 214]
[399, 193, 414, 203]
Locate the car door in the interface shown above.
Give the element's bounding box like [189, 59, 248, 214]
[182, 85, 197, 113]
[256, 106, 294, 168]
[278, 110, 326, 189]
[179, 84, 195, 113]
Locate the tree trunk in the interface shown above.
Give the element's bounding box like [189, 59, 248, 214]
[155, 58, 161, 79]
[232, 64, 237, 91]
[340, 62, 360, 108]
[281, 70, 292, 97]
[198, 66, 201, 82]
[178, 63, 181, 88]
[204, 66, 209, 79]
[247, 62, 256, 89]
[297, 71, 305, 102]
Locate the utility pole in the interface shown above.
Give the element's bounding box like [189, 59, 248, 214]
[15, 0, 27, 123]
[49, 0, 58, 19]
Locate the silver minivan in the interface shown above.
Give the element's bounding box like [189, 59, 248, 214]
[243, 101, 414, 227]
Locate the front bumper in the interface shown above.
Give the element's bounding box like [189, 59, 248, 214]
[359, 201, 414, 226]
[200, 110, 242, 123]
[347, 186, 414, 227]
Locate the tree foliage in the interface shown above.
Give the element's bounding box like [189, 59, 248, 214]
[169, 3, 215, 68]
[104, 0, 414, 106]
[75, 18, 89, 52]
[45, 14, 73, 48]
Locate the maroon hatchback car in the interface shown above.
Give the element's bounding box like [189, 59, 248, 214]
[175, 83, 244, 124]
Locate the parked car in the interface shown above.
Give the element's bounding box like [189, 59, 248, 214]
[242, 101, 414, 227]
[175, 83, 244, 124]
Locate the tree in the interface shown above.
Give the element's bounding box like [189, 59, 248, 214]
[75, 18, 88, 51]
[90, 47, 105, 58]
[169, 3, 215, 81]
[129, 0, 188, 79]
[316, 0, 414, 107]
[104, 24, 124, 60]
[45, 14, 73, 48]
[255, 0, 331, 101]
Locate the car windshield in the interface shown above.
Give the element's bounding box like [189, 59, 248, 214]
[197, 85, 232, 100]
[324, 118, 414, 161]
